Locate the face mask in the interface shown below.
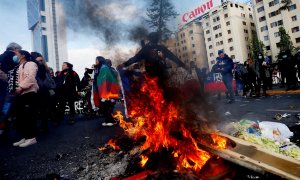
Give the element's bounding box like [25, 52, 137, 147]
[297, 50, 300, 53]
[12, 55, 20, 63]
[258, 56, 262, 59]
[282, 55, 287, 58]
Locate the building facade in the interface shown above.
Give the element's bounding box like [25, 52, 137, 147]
[252, 0, 300, 62]
[27, 0, 67, 72]
[201, 1, 256, 70]
[175, 21, 208, 70]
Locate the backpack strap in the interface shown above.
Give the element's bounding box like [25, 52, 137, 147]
[22, 62, 28, 69]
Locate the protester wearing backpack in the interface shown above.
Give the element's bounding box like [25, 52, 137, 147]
[32, 52, 56, 132]
[13, 50, 39, 147]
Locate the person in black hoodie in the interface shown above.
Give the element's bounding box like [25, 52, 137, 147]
[284, 50, 297, 90]
[215, 50, 234, 103]
[0, 43, 22, 116]
[55, 62, 80, 125]
[255, 53, 268, 96]
[295, 48, 300, 81]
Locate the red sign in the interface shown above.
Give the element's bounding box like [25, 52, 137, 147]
[181, 0, 215, 24]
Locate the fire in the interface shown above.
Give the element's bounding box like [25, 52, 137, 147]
[210, 133, 227, 149]
[114, 76, 225, 172]
[140, 155, 149, 167]
[107, 139, 121, 150]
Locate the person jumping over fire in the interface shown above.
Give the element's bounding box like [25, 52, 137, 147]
[117, 32, 189, 100]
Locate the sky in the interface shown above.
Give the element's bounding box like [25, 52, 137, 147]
[0, 0, 249, 77]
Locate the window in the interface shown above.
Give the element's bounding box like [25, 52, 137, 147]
[211, 60, 216, 65]
[228, 30, 231, 34]
[270, 20, 283, 28]
[276, 42, 281, 48]
[292, 26, 300, 33]
[192, 51, 196, 54]
[274, 32, 280, 37]
[269, 0, 279, 7]
[240, 6, 244, 10]
[289, 4, 297, 11]
[226, 21, 230, 26]
[230, 3, 233, 7]
[244, 29, 248, 34]
[296, 37, 300, 43]
[245, 37, 249, 41]
[39, 0, 45, 11]
[191, 37, 194, 40]
[192, 44, 195, 48]
[213, 16, 220, 22]
[257, 6, 264, 13]
[209, 45, 213, 49]
[189, 30, 193, 34]
[219, 33, 222, 37]
[216, 42, 220, 46]
[264, 35, 269, 40]
[251, 22, 255, 27]
[231, 55, 235, 59]
[208, 37, 212, 42]
[41, 16, 46, 23]
[210, 53, 214, 57]
[259, 16, 266, 22]
[266, 46, 271, 50]
[213, 24, 221, 30]
[292, 16, 297, 22]
[256, 0, 263, 3]
[261, 26, 268, 32]
[224, 13, 228, 18]
[220, 41, 223, 45]
[235, 4, 238, 8]
[230, 46, 234, 51]
[249, 14, 253, 19]
[206, 22, 209, 26]
[269, 10, 280, 18]
[241, 13, 245, 18]
[215, 34, 219, 38]
[212, 10, 218, 15]
[206, 30, 210, 34]
[41, 27, 46, 31]
[242, 21, 246, 25]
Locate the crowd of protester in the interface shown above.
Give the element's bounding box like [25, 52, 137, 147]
[0, 37, 299, 147]
[202, 48, 300, 103]
[0, 42, 126, 147]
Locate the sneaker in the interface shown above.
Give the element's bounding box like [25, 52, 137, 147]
[102, 122, 107, 126]
[13, 138, 25, 146]
[19, 138, 37, 147]
[106, 123, 114, 126]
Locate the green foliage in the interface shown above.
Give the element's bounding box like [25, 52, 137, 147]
[146, 0, 178, 40]
[278, 26, 294, 52]
[250, 32, 265, 58]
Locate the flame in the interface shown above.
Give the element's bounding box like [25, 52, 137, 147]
[140, 155, 149, 167]
[107, 139, 121, 150]
[114, 76, 225, 172]
[210, 133, 227, 149]
[98, 147, 107, 151]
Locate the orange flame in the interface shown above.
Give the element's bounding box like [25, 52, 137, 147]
[210, 133, 227, 149]
[107, 139, 121, 150]
[140, 155, 149, 167]
[114, 76, 225, 172]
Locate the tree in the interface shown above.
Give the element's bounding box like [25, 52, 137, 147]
[250, 32, 265, 58]
[146, 0, 178, 40]
[278, 0, 292, 11]
[278, 26, 294, 52]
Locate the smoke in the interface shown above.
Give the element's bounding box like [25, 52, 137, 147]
[61, 0, 149, 47]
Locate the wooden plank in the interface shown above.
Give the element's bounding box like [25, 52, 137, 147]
[200, 133, 300, 180]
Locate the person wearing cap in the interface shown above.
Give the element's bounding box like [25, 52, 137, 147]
[215, 50, 234, 103]
[55, 62, 80, 125]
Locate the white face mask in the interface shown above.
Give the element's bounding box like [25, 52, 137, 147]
[258, 56, 262, 59]
[282, 55, 287, 58]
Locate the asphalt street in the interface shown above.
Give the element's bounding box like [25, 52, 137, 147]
[0, 92, 299, 179]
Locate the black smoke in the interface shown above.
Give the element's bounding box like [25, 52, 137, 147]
[61, 0, 149, 46]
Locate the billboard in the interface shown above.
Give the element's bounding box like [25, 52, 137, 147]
[178, 0, 221, 26]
